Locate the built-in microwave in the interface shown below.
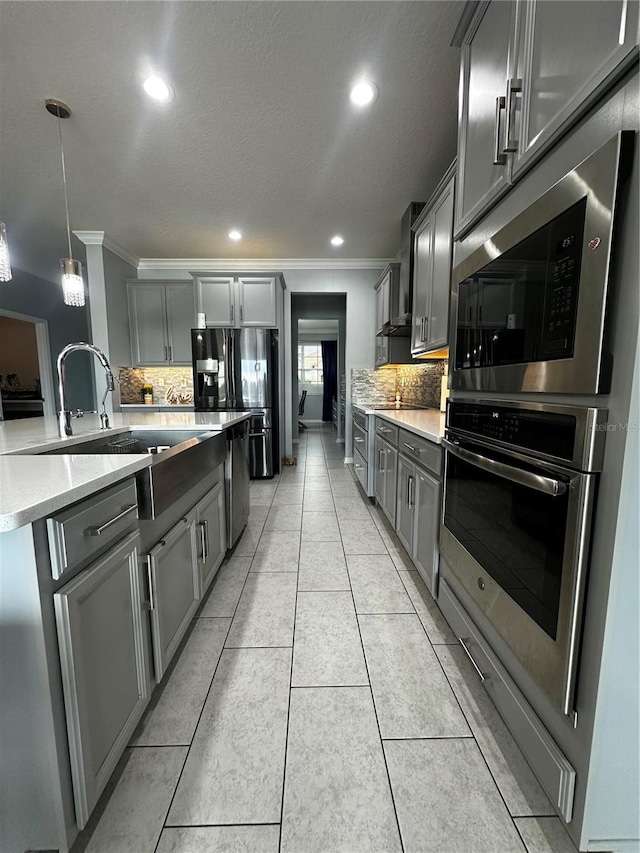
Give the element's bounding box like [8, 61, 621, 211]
[450, 132, 633, 395]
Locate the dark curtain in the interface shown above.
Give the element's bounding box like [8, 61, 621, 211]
[321, 340, 337, 421]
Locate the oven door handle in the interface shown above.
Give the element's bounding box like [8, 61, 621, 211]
[443, 439, 567, 497]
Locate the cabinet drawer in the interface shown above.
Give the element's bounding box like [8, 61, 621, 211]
[47, 479, 138, 580]
[438, 578, 576, 822]
[398, 429, 442, 477]
[353, 447, 368, 493]
[375, 419, 398, 446]
[352, 420, 368, 454]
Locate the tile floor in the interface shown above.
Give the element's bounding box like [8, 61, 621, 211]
[74, 425, 580, 853]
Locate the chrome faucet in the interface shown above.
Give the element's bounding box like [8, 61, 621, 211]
[56, 342, 115, 437]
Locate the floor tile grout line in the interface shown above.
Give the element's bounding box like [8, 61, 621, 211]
[155, 530, 259, 850]
[278, 452, 305, 853]
[342, 523, 406, 853]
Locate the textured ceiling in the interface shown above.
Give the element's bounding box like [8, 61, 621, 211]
[0, 1, 462, 279]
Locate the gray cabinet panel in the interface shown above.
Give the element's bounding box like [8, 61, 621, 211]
[148, 512, 200, 681]
[411, 214, 433, 354]
[128, 284, 167, 365]
[413, 468, 441, 598]
[514, 0, 639, 176]
[456, 0, 515, 235]
[238, 276, 277, 327]
[427, 180, 455, 351]
[197, 276, 235, 326]
[196, 481, 226, 594]
[166, 284, 195, 364]
[54, 531, 150, 828]
[383, 443, 398, 528]
[395, 455, 415, 555]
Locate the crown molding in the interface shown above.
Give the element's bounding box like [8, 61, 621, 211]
[137, 257, 391, 272]
[73, 231, 140, 269]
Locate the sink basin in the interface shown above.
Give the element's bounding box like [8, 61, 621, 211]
[38, 429, 228, 519]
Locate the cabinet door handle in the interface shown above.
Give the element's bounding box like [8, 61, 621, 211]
[168, 345, 172, 362]
[164, 345, 168, 361]
[240, 304, 243, 323]
[408, 476, 415, 509]
[503, 77, 522, 153]
[379, 448, 385, 473]
[86, 504, 137, 536]
[199, 521, 207, 562]
[354, 436, 364, 444]
[492, 96, 507, 165]
[231, 304, 235, 324]
[145, 555, 155, 611]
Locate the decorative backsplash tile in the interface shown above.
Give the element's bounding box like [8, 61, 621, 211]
[118, 366, 194, 405]
[351, 361, 446, 409]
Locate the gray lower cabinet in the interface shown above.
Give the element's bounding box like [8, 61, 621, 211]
[195, 481, 226, 594]
[374, 432, 398, 527]
[147, 511, 200, 681]
[54, 530, 151, 829]
[413, 467, 442, 597]
[396, 455, 416, 555]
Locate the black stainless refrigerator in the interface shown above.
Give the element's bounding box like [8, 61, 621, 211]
[191, 328, 279, 478]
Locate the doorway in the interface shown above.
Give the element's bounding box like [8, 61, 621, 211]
[291, 294, 346, 446]
[0, 310, 56, 420]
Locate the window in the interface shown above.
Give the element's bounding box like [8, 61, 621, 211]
[298, 344, 323, 385]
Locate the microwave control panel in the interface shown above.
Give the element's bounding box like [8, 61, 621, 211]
[540, 200, 586, 358]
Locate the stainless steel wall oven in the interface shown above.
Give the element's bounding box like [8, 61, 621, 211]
[441, 400, 606, 716]
[450, 132, 632, 395]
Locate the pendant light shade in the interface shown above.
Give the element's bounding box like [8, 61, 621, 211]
[0, 222, 12, 282]
[60, 258, 84, 307]
[46, 98, 85, 307]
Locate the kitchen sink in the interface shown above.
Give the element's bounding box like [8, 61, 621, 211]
[37, 429, 228, 519]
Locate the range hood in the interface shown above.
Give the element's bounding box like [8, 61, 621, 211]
[379, 201, 425, 336]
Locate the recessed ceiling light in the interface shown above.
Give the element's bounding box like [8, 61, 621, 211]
[228, 230, 243, 241]
[350, 80, 378, 107]
[143, 75, 174, 102]
[330, 235, 345, 247]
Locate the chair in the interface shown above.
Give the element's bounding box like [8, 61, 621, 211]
[298, 389, 308, 431]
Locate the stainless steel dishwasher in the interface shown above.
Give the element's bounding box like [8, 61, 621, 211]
[225, 418, 250, 547]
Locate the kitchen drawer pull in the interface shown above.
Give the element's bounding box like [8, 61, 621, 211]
[459, 637, 485, 683]
[85, 504, 137, 536]
[493, 96, 507, 165]
[403, 442, 419, 453]
[504, 77, 522, 153]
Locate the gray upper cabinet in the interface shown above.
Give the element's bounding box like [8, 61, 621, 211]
[54, 531, 150, 829]
[196, 275, 279, 327]
[454, 0, 638, 235]
[237, 276, 277, 326]
[128, 280, 195, 366]
[411, 166, 455, 356]
[455, 0, 516, 236]
[375, 267, 392, 333]
[147, 511, 200, 682]
[512, 0, 639, 177]
[195, 481, 226, 594]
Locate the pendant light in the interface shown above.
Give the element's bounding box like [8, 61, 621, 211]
[0, 222, 11, 281]
[45, 98, 85, 307]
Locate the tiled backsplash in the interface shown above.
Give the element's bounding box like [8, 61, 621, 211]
[118, 367, 194, 405]
[351, 361, 446, 409]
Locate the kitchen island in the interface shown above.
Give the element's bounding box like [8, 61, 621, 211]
[0, 411, 250, 853]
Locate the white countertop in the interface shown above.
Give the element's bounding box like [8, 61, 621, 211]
[0, 411, 250, 531]
[372, 409, 445, 444]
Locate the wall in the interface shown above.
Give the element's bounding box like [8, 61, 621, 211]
[0, 316, 40, 388]
[0, 267, 94, 411]
[285, 269, 381, 457]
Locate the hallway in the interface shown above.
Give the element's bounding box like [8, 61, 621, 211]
[76, 425, 577, 853]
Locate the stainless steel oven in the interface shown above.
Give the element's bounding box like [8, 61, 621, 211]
[441, 400, 606, 716]
[450, 132, 633, 395]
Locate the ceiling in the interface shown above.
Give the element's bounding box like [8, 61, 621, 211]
[0, 1, 463, 280]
